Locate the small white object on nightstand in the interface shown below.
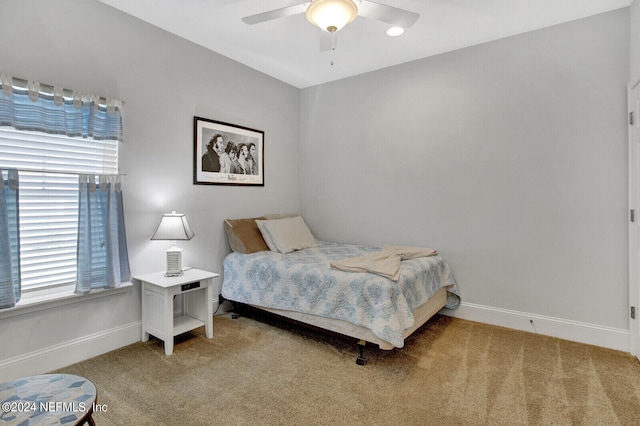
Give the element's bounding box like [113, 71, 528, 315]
[135, 268, 219, 355]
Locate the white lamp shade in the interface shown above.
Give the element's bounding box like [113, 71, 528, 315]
[151, 212, 195, 241]
[306, 0, 358, 32]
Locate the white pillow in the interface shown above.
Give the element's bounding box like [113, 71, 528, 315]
[256, 220, 278, 252]
[255, 216, 316, 254]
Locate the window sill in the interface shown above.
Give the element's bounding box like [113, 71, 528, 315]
[0, 282, 133, 320]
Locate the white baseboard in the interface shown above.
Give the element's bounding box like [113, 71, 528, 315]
[0, 321, 141, 382]
[440, 302, 630, 353]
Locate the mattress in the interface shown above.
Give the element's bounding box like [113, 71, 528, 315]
[222, 240, 460, 348]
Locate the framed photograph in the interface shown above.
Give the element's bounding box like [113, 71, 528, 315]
[193, 116, 264, 186]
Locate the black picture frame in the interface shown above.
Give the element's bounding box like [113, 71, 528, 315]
[193, 116, 264, 186]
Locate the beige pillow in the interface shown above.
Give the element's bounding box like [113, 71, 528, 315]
[258, 214, 301, 251]
[255, 216, 316, 254]
[224, 217, 269, 254]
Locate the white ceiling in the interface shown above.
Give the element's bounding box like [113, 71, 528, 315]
[97, 0, 632, 89]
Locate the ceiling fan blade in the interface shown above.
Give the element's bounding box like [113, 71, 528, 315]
[242, 3, 309, 25]
[357, 0, 419, 29]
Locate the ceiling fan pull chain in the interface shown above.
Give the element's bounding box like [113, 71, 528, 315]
[330, 31, 336, 66]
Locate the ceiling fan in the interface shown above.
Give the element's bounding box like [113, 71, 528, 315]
[242, 0, 420, 52]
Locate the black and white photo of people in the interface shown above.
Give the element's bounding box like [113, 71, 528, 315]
[201, 129, 259, 175]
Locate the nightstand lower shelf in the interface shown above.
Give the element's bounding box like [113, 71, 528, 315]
[173, 315, 205, 336]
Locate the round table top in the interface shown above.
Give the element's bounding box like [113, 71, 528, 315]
[0, 373, 97, 425]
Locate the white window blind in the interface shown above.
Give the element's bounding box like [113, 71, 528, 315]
[0, 128, 119, 291]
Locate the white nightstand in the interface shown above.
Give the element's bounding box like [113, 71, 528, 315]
[134, 268, 219, 355]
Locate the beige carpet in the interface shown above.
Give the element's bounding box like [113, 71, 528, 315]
[54, 312, 640, 425]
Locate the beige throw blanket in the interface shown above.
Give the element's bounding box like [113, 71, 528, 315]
[330, 245, 438, 281]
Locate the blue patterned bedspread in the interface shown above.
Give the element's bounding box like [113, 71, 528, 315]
[221, 241, 460, 348]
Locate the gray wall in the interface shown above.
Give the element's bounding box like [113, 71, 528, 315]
[631, 1, 640, 87]
[300, 9, 630, 330]
[0, 0, 299, 375]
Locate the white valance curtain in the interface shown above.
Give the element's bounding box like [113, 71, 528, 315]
[0, 74, 123, 142]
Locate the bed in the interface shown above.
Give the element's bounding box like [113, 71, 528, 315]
[221, 215, 460, 363]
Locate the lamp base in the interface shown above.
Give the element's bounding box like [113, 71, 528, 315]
[165, 247, 183, 277]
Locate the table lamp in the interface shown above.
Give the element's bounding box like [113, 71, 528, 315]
[151, 211, 195, 277]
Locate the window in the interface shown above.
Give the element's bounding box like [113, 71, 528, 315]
[0, 76, 128, 311]
[0, 128, 119, 292]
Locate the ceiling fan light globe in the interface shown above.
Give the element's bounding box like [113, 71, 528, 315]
[306, 0, 358, 33]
